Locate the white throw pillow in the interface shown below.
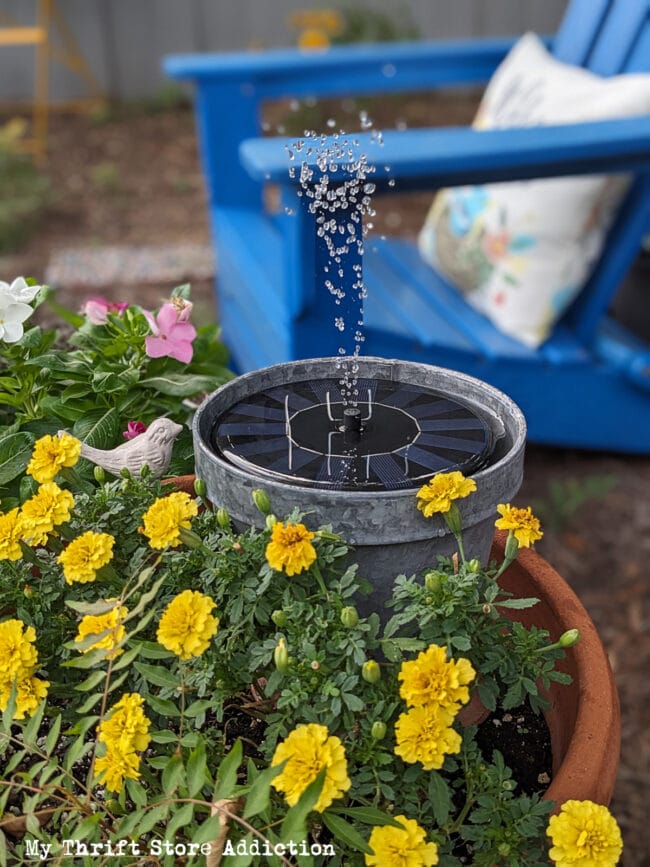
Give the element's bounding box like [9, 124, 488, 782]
[417, 32, 650, 347]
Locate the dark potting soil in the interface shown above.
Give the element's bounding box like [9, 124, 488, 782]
[475, 700, 553, 795]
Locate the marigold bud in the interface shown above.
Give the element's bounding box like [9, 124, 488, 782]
[504, 531, 519, 561]
[362, 660, 381, 684]
[216, 508, 231, 530]
[93, 465, 106, 484]
[467, 558, 481, 573]
[371, 721, 387, 740]
[23, 584, 33, 598]
[310, 660, 320, 670]
[559, 628, 581, 648]
[265, 514, 277, 530]
[252, 488, 271, 515]
[271, 609, 288, 627]
[340, 606, 359, 628]
[424, 570, 444, 592]
[274, 638, 289, 672]
[482, 603, 492, 615]
[119, 467, 131, 479]
[193, 478, 207, 498]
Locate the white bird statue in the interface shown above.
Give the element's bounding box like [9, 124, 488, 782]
[77, 417, 184, 478]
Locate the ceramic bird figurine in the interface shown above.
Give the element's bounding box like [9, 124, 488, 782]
[77, 417, 184, 478]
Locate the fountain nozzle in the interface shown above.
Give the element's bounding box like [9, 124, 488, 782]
[342, 407, 362, 434]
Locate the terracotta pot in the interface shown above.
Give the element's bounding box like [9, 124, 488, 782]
[163, 474, 197, 496]
[493, 530, 620, 808]
[163, 478, 621, 808]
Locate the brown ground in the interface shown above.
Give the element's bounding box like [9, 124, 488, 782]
[2, 96, 649, 864]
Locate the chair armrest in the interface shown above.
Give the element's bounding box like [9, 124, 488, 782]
[164, 36, 521, 99]
[240, 115, 650, 188]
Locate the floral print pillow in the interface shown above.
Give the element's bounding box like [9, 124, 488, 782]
[418, 33, 650, 347]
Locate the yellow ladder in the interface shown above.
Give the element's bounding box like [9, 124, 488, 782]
[0, 0, 104, 164]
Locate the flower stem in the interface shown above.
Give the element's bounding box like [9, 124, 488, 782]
[311, 561, 328, 598]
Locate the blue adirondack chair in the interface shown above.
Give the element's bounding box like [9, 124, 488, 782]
[164, 0, 650, 452]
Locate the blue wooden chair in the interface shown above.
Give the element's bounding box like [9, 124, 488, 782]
[165, 0, 650, 452]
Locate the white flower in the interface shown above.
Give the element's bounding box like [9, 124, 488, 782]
[0, 278, 40, 343]
[0, 277, 41, 304]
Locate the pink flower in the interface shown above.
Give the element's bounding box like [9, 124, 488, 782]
[82, 296, 129, 325]
[143, 303, 196, 364]
[123, 421, 147, 440]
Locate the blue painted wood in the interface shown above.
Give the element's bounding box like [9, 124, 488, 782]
[165, 0, 650, 452]
[165, 38, 517, 95]
[588, 0, 649, 75]
[552, 0, 611, 66]
[241, 118, 650, 186]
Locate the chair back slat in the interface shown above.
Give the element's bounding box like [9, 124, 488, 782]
[623, 16, 650, 71]
[553, 0, 612, 65]
[554, 0, 650, 74]
[588, 0, 650, 74]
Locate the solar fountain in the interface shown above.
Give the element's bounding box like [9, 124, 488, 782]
[192, 122, 526, 610]
[193, 356, 525, 611]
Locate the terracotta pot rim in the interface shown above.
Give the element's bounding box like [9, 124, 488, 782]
[493, 531, 620, 807]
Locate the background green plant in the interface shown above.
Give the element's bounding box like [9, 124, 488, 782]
[0, 121, 49, 254]
[0, 283, 232, 502]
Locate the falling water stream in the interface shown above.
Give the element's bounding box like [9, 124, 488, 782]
[207, 111, 504, 491]
[286, 111, 384, 407]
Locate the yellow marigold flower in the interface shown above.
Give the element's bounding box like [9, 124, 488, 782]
[0, 675, 49, 720]
[156, 589, 218, 660]
[58, 531, 115, 584]
[95, 744, 142, 793]
[271, 723, 351, 812]
[416, 471, 476, 517]
[0, 619, 38, 684]
[99, 693, 151, 754]
[394, 704, 462, 771]
[398, 644, 476, 711]
[0, 508, 24, 561]
[74, 603, 127, 660]
[366, 815, 439, 867]
[265, 521, 317, 576]
[495, 503, 543, 548]
[20, 482, 74, 546]
[139, 492, 198, 549]
[547, 800, 623, 867]
[26, 433, 81, 484]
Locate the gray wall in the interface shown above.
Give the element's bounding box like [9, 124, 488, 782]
[0, 0, 568, 102]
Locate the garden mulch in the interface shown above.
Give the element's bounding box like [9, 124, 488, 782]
[1, 97, 649, 865]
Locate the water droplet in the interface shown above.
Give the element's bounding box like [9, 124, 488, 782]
[327, 118, 336, 128]
[289, 99, 300, 112]
[382, 63, 397, 78]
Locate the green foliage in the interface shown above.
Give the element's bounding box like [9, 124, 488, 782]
[0, 285, 232, 498]
[0, 121, 49, 254]
[333, 1, 419, 44]
[531, 474, 617, 534]
[0, 461, 577, 862]
[91, 161, 121, 193]
[386, 559, 568, 714]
